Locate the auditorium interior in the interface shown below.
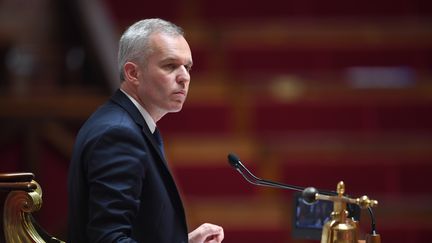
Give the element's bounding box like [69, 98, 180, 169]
[0, 0, 431, 242]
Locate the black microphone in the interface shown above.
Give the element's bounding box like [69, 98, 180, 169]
[227, 153, 337, 196]
[227, 153, 361, 220]
[228, 153, 307, 192]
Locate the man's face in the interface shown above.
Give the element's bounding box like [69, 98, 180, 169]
[136, 32, 192, 119]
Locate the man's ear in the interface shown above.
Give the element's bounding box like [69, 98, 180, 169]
[123, 62, 139, 85]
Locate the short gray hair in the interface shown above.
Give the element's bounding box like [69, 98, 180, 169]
[118, 18, 184, 81]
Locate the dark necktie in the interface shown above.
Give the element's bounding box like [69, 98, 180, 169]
[153, 128, 165, 158]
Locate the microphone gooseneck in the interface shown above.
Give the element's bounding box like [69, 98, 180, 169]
[367, 207, 377, 234]
[227, 153, 369, 229]
[227, 153, 335, 194]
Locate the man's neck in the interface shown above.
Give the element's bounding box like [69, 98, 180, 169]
[120, 82, 165, 122]
[120, 88, 157, 133]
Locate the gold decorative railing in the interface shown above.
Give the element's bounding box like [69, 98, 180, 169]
[0, 173, 64, 243]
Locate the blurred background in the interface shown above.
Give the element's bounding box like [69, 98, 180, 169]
[1, 0, 432, 242]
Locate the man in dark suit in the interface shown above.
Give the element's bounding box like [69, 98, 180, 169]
[67, 18, 224, 243]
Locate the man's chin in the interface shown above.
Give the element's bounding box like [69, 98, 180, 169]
[169, 104, 184, 113]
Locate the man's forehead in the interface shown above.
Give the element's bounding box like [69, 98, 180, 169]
[149, 34, 192, 63]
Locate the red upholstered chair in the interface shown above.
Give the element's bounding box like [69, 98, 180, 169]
[0, 172, 64, 243]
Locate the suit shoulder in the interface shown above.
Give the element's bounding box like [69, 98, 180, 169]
[77, 101, 141, 142]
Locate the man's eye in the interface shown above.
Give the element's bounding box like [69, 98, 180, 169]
[164, 64, 176, 70]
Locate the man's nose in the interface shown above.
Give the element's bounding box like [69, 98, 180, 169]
[176, 66, 190, 83]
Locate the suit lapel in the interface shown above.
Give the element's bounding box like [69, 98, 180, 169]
[110, 90, 166, 161]
[110, 90, 187, 230]
[141, 123, 187, 230]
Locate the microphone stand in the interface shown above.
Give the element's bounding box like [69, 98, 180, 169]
[227, 153, 380, 243]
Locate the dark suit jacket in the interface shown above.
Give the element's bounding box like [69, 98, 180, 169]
[67, 90, 188, 243]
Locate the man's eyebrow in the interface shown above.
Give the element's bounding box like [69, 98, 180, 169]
[160, 57, 193, 66]
[160, 57, 177, 63]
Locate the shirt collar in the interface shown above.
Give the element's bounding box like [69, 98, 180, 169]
[120, 89, 156, 133]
